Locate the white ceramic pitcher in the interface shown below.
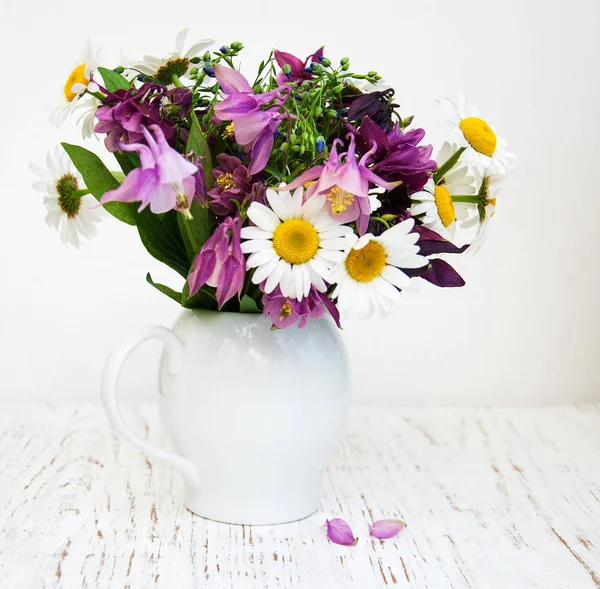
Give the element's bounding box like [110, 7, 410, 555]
[101, 309, 350, 525]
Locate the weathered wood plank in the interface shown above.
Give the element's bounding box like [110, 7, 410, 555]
[0, 403, 599, 588]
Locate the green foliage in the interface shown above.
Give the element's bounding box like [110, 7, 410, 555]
[113, 151, 140, 175]
[61, 143, 137, 225]
[136, 208, 190, 278]
[178, 203, 213, 262]
[181, 281, 218, 310]
[97, 67, 132, 93]
[146, 273, 182, 304]
[239, 295, 261, 313]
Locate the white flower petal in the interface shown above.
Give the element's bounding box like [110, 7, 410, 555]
[247, 203, 281, 232]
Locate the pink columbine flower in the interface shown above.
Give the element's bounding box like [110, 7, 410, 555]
[274, 47, 324, 84]
[100, 125, 198, 216]
[326, 518, 358, 546]
[188, 217, 245, 308]
[283, 134, 398, 235]
[213, 65, 291, 175]
[368, 519, 406, 540]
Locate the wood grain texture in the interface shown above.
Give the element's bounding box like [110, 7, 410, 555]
[0, 403, 599, 588]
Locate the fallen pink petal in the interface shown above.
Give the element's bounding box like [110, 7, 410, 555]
[326, 518, 359, 546]
[368, 519, 406, 540]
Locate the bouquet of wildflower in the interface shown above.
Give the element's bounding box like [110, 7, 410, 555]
[34, 31, 515, 328]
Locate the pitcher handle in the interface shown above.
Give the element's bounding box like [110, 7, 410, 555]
[101, 326, 201, 488]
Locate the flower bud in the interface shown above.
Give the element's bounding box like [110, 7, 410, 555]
[220, 46, 229, 54]
[230, 41, 244, 50]
[282, 64, 292, 74]
[368, 71, 378, 77]
[113, 66, 125, 74]
[340, 57, 350, 65]
[203, 52, 211, 62]
[280, 142, 290, 151]
[203, 66, 215, 77]
[341, 63, 350, 71]
[320, 57, 331, 67]
[189, 56, 202, 64]
[316, 136, 325, 153]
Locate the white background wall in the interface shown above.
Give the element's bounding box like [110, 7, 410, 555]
[0, 0, 598, 406]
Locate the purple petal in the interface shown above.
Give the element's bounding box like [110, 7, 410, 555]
[100, 167, 143, 205]
[213, 64, 252, 94]
[274, 50, 306, 75]
[368, 519, 406, 540]
[417, 258, 466, 288]
[248, 127, 275, 175]
[326, 518, 358, 546]
[282, 166, 324, 190]
[214, 93, 258, 120]
[234, 110, 274, 145]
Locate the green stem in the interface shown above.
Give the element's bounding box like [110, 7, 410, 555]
[433, 146, 467, 184]
[182, 217, 199, 253]
[172, 73, 214, 190]
[451, 195, 481, 204]
[72, 189, 90, 198]
[371, 216, 391, 229]
[87, 90, 106, 101]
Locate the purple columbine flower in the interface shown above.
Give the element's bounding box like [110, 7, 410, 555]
[188, 217, 245, 308]
[349, 116, 437, 191]
[207, 153, 265, 216]
[262, 286, 341, 329]
[283, 133, 398, 235]
[94, 83, 191, 152]
[274, 47, 324, 84]
[100, 125, 198, 216]
[213, 65, 291, 175]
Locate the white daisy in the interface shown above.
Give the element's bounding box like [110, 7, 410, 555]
[31, 147, 104, 248]
[462, 170, 505, 254]
[127, 29, 213, 84]
[410, 142, 476, 240]
[438, 95, 516, 176]
[331, 218, 428, 319]
[50, 41, 102, 134]
[240, 187, 353, 300]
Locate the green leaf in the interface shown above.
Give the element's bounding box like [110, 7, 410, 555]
[61, 143, 137, 226]
[187, 112, 213, 189]
[181, 281, 218, 310]
[146, 273, 182, 305]
[136, 208, 190, 277]
[240, 295, 261, 313]
[97, 67, 132, 93]
[433, 146, 467, 184]
[177, 202, 213, 262]
[114, 150, 140, 175]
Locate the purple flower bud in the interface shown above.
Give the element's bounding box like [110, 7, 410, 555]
[316, 137, 325, 153]
[203, 66, 215, 77]
[188, 217, 246, 308]
[219, 45, 229, 54]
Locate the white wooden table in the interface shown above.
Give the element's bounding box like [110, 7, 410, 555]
[0, 403, 599, 588]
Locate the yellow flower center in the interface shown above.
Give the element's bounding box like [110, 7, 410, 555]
[223, 122, 235, 139]
[272, 218, 320, 265]
[327, 186, 355, 215]
[345, 240, 387, 283]
[64, 64, 89, 102]
[459, 117, 497, 157]
[433, 186, 456, 228]
[280, 301, 293, 320]
[216, 173, 237, 190]
[488, 198, 497, 207]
